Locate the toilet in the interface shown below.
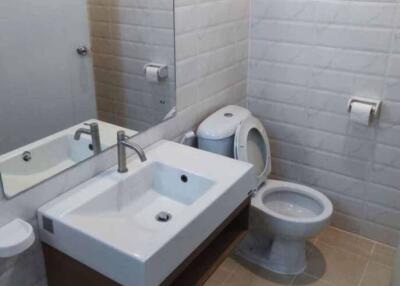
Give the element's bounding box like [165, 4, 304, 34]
[197, 105, 333, 275]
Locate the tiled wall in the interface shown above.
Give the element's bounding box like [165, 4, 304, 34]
[0, 0, 97, 155]
[248, 0, 400, 246]
[88, 0, 176, 132]
[0, 0, 250, 285]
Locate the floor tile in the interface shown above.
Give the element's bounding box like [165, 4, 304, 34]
[210, 267, 232, 284]
[204, 278, 223, 286]
[222, 257, 294, 286]
[208, 266, 232, 284]
[360, 262, 392, 286]
[220, 257, 241, 272]
[317, 227, 374, 257]
[206, 226, 396, 286]
[371, 243, 396, 268]
[305, 241, 369, 286]
[291, 273, 334, 286]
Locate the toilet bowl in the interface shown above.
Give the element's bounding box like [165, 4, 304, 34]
[197, 105, 333, 275]
[237, 180, 332, 274]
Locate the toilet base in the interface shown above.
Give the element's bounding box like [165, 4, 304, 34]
[236, 232, 307, 275]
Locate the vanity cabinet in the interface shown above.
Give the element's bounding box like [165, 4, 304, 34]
[42, 198, 250, 286]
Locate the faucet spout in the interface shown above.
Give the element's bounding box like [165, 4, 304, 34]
[117, 131, 146, 173]
[74, 123, 102, 155]
[74, 128, 91, 140]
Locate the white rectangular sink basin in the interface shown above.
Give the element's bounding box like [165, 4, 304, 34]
[0, 119, 137, 198]
[38, 140, 255, 286]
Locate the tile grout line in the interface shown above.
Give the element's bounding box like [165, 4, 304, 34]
[357, 259, 370, 286]
[355, 242, 377, 286]
[358, 241, 375, 286]
[370, 242, 377, 257]
[289, 274, 298, 286]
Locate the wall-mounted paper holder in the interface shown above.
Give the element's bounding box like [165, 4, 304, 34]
[143, 63, 168, 82]
[347, 96, 382, 121]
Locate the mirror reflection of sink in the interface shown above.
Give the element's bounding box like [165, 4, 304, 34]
[0, 119, 137, 198]
[0, 134, 105, 197]
[38, 140, 255, 286]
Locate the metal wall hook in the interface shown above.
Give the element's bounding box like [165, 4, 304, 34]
[76, 46, 89, 57]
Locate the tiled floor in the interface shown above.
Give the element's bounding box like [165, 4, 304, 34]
[205, 226, 396, 286]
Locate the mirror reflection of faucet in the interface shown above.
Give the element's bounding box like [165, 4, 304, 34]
[74, 123, 102, 155]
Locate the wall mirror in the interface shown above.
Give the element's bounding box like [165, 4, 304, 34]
[0, 0, 176, 198]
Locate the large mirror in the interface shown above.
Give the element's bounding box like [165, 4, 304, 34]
[0, 0, 176, 198]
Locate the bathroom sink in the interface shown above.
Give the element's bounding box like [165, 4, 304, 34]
[0, 119, 137, 198]
[67, 162, 215, 235]
[38, 140, 255, 286]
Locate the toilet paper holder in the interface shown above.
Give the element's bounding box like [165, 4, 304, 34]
[347, 96, 382, 121]
[144, 63, 168, 82]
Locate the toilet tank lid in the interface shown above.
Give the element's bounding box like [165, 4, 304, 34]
[197, 105, 251, 140]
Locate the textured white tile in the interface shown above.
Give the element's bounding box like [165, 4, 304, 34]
[248, 0, 400, 246]
[315, 1, 397, 28]
[251, 20, 316, 45]
[252, 0, 315, 22]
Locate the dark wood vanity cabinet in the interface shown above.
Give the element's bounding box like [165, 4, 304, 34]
[42, 198, 250, 286]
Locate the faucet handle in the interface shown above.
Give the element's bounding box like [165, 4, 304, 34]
[84, 122, 97, 127]
[117, 130, 130, 141]
[84, 122, 99, 132]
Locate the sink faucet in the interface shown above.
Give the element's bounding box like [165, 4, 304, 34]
[117, 131, 147, 173]
[74, 122, 101, 155]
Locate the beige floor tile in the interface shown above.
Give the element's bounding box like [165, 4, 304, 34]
[222, 257, 294, 286]
[360, 262, 393, 286]
[221, 257, 241, 272]
[317, 227, 374, 257]
[291, 273, 334, 286]
[371, 243, 396, 268]
[208, 266, 232, 284]
[204, 278, 223, 286]
[305, 241, 369, 286]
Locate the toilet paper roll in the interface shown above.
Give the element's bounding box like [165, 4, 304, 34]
[350, 102, 373, 126]
[145, 66, 159, 83]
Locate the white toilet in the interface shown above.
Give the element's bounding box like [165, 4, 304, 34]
[197, 105, 333, 275]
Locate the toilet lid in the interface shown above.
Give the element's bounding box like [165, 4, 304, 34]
[234, 116, 271, 185]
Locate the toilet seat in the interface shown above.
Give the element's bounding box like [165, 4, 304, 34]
[253, 180, 333, 225]
[233, 116, 332, 228]
[234, 116, 271, 186]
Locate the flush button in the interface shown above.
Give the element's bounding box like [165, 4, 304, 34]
[224, 113, 233, 118]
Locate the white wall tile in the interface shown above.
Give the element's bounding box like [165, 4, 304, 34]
[248, 0, 400, 246]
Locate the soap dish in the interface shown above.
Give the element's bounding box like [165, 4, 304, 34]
[0, 219, 35, 258]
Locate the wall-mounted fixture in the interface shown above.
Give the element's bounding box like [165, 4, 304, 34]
[0, 219, 35, 258]
[347, 96, 382, 127]
[144, 63, 169, 83]
[76, 46, 89, 57]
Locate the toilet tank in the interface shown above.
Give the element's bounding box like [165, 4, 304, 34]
[197, 105, 251, 158]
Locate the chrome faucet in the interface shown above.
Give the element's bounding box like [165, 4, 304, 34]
[74, 123, 101, 155]
[117, 131, 147, 173]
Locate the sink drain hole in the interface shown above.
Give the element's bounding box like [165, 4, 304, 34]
[156, 212, 172, 222]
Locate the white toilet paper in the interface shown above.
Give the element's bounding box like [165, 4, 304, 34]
[145, 66, 159, 83]
[350, 102, 373, 126]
